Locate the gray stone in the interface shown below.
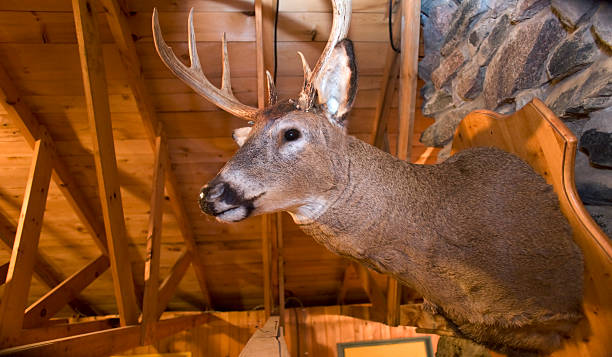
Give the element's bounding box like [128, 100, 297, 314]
[579, 107, 612, 168]
[511, 0, 551, 23]
[585, 205, 612, 238]
[563, 118, 588, 138]
[467, 17, 495, 56]
[551, 0, 597, 30]
[574, 150, 612, 205]
[421, 110, 465, 147]
[423, 89, 454, 116]
[432, 47, 467, 89]
[420, 97, 485, 147]
[476, 14, 511, 66]
[547, 26, 598, 81]
[546, 57, 612, 119]
[453, 61, 486, 100]
[419, 0, 459, 81]
[515, 87, 546, 110]
[484, 10, 565, 109]
[592, 2, 612, 52]
[440, 0, 488, 57]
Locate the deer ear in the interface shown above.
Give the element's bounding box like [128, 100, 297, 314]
[232, 127, 252, 147]
[314, 39, 358, 128]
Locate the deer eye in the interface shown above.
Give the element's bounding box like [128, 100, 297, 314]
[284, 128, 301, 142]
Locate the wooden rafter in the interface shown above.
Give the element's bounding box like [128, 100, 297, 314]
[337, 262, 360, 305]
[23, 255, 110, 329]
[141, 133, 166, 343]
[239, 316, 289, 356]
[99, 0, 212, 308]
[5, 318, 119, 349]
[156, 250, 192, 319]
[0, 59, 108, 256]
[0, 138, 53, 344]
[0, 313, 209, 357]
[0, 214, 96, 317]
[357, 265, 388, 323]
[0, 262, 8, 285]
[72, 0, 139, 326]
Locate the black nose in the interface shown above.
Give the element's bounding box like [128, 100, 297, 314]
[199, 183, 224, 215]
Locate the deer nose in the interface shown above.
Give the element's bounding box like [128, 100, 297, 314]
[202, 182, 225, 200]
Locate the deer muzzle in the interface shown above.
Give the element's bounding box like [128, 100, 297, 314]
[199, 180, 261, 222]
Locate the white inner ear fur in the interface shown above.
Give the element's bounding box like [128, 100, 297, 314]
[232, 127, 252, 147]
[315, 45, 353, 126]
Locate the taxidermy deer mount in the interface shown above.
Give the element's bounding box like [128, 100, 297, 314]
[153, 1, 584, 354]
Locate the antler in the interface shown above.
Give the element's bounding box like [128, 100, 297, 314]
[297, 0, 352, 110]
[152, 8, 258, 121]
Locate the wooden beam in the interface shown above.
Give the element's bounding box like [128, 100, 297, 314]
[99, 0, 212, 308]
[141, 133, 167, 344]
[277, 214, 285, 329]
[239, 316, 289, 357]
[23, 255, 110, 329]
[156, 250, 191, 319]
[0, 313, 209, 357]
[0, 262, 8, 286]
[397, 0, 421, 159]
[0, 214, 96, 317]
[358, 265, 388, 323]
[0, 138, 53, 345]
[72, 0, 139, 326]
[372, 5, 402, 151]
[4, 318, 119, 349]
[0, 61, 108, 255]
[337, 262, 360, 305]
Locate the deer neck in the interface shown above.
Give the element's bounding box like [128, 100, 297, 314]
[290, 136, 438, 281]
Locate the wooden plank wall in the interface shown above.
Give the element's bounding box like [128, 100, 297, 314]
[121, 306, 439, 357]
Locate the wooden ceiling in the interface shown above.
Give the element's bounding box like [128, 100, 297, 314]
[0, 0, 434, 315]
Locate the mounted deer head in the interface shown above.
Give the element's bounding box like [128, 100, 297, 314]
[153, 3, 584, 354]
[153, 1, 357, 223]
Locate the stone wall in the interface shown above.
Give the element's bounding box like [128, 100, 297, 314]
[419, 0, 612, 236]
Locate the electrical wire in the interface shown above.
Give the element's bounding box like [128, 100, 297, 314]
[273, 0, 280, 82]
[388, 0, 400, 53]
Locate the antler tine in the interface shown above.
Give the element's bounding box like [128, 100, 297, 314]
[265, 70, 278, 106]
[152, 8, 258, 121]
[297, 51, 311, 92]
[297, 0, 351, 110]
[220, 33, 233, 95]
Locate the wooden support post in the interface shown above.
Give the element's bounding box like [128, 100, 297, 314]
[358, 265, 388, 323]
[156, 250, 192, 319]
[398, 0, 421, 160]
[277, 214, 285, 329]
[0, 313, 209, 357]
[372, 4, 402, 151]
[23, 255, 109, 329]
[255, 0, 284, 321]
[100, 0, 212, 308]
[386, 0, 422, 327]
[0, 138, 53, 345]
[0, 61, 108, 255]
[72, 0, 139, 326]
[337, 262, 360, 305]
[141, 133, 167, 344]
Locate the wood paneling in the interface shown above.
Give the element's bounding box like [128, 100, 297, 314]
[122, 306, 439, 357]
